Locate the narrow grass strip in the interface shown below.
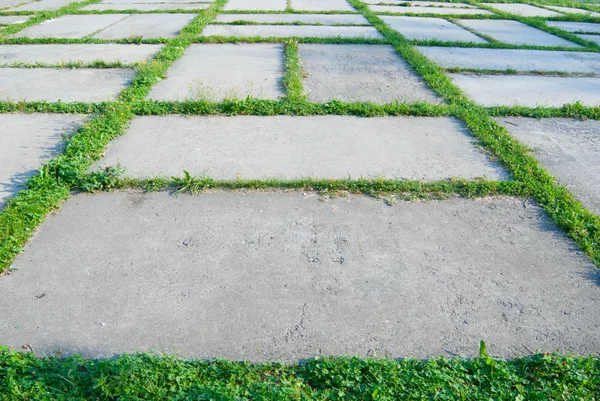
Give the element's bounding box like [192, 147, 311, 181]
[489, 103, 600, 119]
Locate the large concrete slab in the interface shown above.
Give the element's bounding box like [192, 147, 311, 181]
[0, 68, 134, 102]
[147, 44, 284, 101]
[8, 0, 74, 10]
[579, 34, 600, 44]
[201, 24, 384, 38]
[214, 13, 369, 25]
[449, 74, 600, 107]
[0, 44, 163, 65]
[0, 114, 84, 206]
[417, 47, 600, 73]
[92, 14, 196, 39]
[291, 0, 355, 11]
[83, 3, 209, 10]
[496, 117, 600, 213]
[14, 14, 129, 39]
[547, 21, 600, 34]
[381, 16, 487, 43]
[1, 192, 599, 360]
[299, 44, 441, 104]
[102, 0, 212, 3]
[0, 15, 30, 25]
[458, 19, 581, 47]
[223, 0, 286, 11]
[370, 5, 492, 15]
[94, 116, 505, 180]
[546, 5, 600, 16]
[0, 0, 33, 9]
[481, 3, 561, 17]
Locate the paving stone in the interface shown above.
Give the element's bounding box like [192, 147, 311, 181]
[201, 24, 384, 38]
[458, 19, 581, 47]
[223, 0, 286, 11]
[547, 21, 600, 33]
[579, 34, 600, 44]
[147, 44, 284, 101]
[370, 5, 492, 14]
[546, 5, 600, 16]
[83, 3, 209, 9]
[496, 117, 600, 212]
[14, 14, 129, 39]
[380, 16, 487, 42]
[0, 0, 32, 9]
[417, 46, 600, 73]
[214, 13, 369, 25]
[93, 14, 196, 39]
[0, 114, 84, 207]
[0, 15, 30, 25]
[448, 74, 600, 107]
[299, 44, 441, 104]
[0, 68, 134, 102]
[0, 44, 163, 65]
[94, 115, 504, 180]
[102, 0, 212, 3]
[2, 192, 599, 360]
[291, 0, 355, 12]
[9, 0, 77, 10]
[481, 3, 561, 16]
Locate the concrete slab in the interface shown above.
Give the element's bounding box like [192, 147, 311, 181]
[214, 13, 369, 25]
[417, 47, 600, 74]
[14, 14, 129, 39]
[223, 0, 286, 11]
[496, 117, 600, 213]
[1, 192, 599, 360]
[102, 0, 212, 3]
[0, 0, 33, 9]
[0, 114, 84, 206]
[370, 1, 477, 7]
[547, 21, 600, 33]
[0, 15, 30, 25]
[0, 44, 163, 65]
[299, 44, 441, 104]
[94, 116, 504, 180]
[0, 68, 134, 102]
[449, 74, 600, 107]
[93, 14, 196, 39]
[458, 19, 581, 47]
[8, 0, 77, 10]
[546, 5, 600, 16]
[201, 24, 384, 38]
[579, 34, 600, 44]
[370, 5, 492, 15]
[380, 16, 487, 43]
[291, 0, 355, 12]
[83, 3, 209, 10]
[147, 44, 284, 101]
[481, 3, 562, 17]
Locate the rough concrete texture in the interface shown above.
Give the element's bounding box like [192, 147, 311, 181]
[291, 0, 355, 11]
[147, 44, 284, 101]
[380, 16, 487, 42]
[201, 24, 384, 38]
[14, 14, 129, 39]
[102, 0, 213, 3]
[547, 5, 600, 16]
[370, 5, 492, 14]
[223, 0, 287, 11]
[0, 44, 163, 65]
[449, 74, 600, 107]
[0, 15, 30, 25]
[417, 47, 600, 74]
[93, 14, 196, 39]
[83, 3, 209, 10]
[0, 0, 31, 9]
[497, 117, 600, 213]
[299, 44, 441, 104]
[547, 21, 600, 33]
[579, 34, 600, 44]
[0, 114, 84, 206]
[94, 115, 505, 181]
[458, 19, 581, 47]
[481, 3, 562, 16]
[0, 68, 134, 102]
[1, 192, 599, 360]
[8, 0, 74, 10]
[214, 13, 369, 25]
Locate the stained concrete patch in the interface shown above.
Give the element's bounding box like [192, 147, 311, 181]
[299, 44, 441, 104]
[547, 5, 600, 16]
[547, 21, 600, 33]
[2, 192, 599, 360]
[147, 44, 284, 101]
[223, 0, 286, 11]
[481, 3, 562, 17]
[0, 15, 30, 25]
[201, 24, 383, 38]
[579, 34, 600, 44]
[8, 0, 74, 10]
[0, 114, 84, 206]
[214, 13, 369, 25]
[0, 44, 163, 65]
[0, 68, 134, 102]
[496, 117, 600, 213]
[291, 0, 355, 12]
[380, 16, 487, 42]
[417, 47, 600, 73]
[14, 14, 129, 39]
[458, 19, 581, 47]
[449, 74, 600, 107]
[83, 3, 209, 10]
[94, 115, 505, 180]
[370, 5, 492, 15]
[92, 14, 196, 39]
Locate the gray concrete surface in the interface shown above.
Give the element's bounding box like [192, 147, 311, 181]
[147, 44, 284, 101]
[94, 115, 505, 180]
[93, 14, 196, 39]
[370, 5, 492, 15]
[8, 0, 74, 10]
[14, 14, 129, 39]
[1, 0, 33, 9]
[223, 0, 286, 11]
[547, 21, 600, 33]
[102, 0, 212, 3]
[497, 117, 600, 213]
[0, 15, 30, 25]
[481, 3, 562, 16]
[214, 13, 369, 25]
[0, 114, 84, 207]
[1, 192, 599, 360]
[299, 44, 441, 104]
[201, 24, 384, 38]
[0, 44, 163, 65]
[417, 47, 600, 73]
[579, 34, 600, 44]
[449, 74, 600, 107]
[546, 5, 600, 16]
[83, 3, 209, 10]
[0, 68, 134, 102]
[381, 16, 487, 43]
[458, 19, 581, 47]
[291, 0, 355, 11]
